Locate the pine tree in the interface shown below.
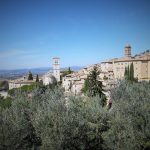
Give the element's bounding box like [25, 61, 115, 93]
[28, 71, 33, 80]
[82, 66, 105, 98]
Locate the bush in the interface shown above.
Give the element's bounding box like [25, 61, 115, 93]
[102, 81, 150, 150]
[8, 83, 44, 96]
[0, 80, 150, 150]
[0, 96, 11, 109]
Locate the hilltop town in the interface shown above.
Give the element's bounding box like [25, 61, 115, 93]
[62, 44, 150, 94]
[0, 44, 149, 99]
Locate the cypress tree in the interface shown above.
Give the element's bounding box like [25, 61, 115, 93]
[124, 63, 135, 82]
[124, 66, 128, 80]
[36, 74, 39, 82]
[68, 67, 72, 74]
[130, 63, 134, 81]
[127, 65, 130, 80]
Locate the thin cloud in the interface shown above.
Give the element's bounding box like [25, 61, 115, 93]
[0, 49, 39, 58]
[0, 49, 25, 58]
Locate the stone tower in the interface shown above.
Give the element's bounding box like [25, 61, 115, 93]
[52, 57, 60, 82]
[125, 44, 131, 57]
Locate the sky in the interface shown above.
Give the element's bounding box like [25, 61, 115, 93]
[0, 0, 150, 69]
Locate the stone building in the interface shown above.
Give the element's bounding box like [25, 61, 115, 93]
[62, 44, 150, 94]
[9, 57, 61, 89]
[9, 75, 35, 90]
[42, 71, 57, 85]
[43, 57, 60, 85]
[102, 44, 150, 81]
[99, 62, 114, 80]
[52, 57, 60, 82]
[62, 64, 100, 95]
[62, 72, 87, 95]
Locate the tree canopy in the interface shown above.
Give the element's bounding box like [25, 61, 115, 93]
[0, 80, 150, 149]
[28, 71, 33, 80]
[36, 74, 39, 82]
[124, 63, 136, 82]
[82, 66, 105, 97]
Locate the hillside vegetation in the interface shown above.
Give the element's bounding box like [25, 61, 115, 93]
[0, 81, 150, 150]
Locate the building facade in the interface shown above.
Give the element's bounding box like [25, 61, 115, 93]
[62, 45, 150, 95]
[43, 57, 60, 85]
[9, 76, 35, 90]
[102, 45, 150, 81]
[62, 64, 100, 95]
[53, 57, 60, 82]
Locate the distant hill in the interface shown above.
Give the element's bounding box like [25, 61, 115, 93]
[62, 66, 84, 71]
[0, 66, 84, 80]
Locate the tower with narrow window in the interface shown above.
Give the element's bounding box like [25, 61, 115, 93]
[125, 44, 132, 57]
[52, 57, 60, 82]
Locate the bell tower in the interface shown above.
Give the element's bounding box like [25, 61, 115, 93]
[52, 57, 60, 82]
[125, 44, 131, 57]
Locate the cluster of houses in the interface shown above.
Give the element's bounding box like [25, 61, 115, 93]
[9, 75, 37, 90]
[8, 57, 60, 90]
[62, 65, 94, 94]
[62, 63, 116, 95]
[7, 44, 150, 96]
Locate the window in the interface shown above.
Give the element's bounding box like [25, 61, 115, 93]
[55, 60, 58, 64]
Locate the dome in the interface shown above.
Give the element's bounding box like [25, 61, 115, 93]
[42, 72, 57, 85]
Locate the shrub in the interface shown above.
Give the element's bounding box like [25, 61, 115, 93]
[0, 96, 11, 109]
[0, 80, 150, 150]
[102, 80, 150, 150]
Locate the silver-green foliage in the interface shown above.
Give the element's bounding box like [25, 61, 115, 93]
[0, 81, 150, 150]
[102, 81, 150, 150]
[0, 92, 42, 150]
[0, 86, 108, 150]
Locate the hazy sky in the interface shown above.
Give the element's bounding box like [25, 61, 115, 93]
[0, 0, 150, 69]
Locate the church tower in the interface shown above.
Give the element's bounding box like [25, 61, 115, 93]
[52, 57, 60, 82]
[125, 44, 132, 57]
